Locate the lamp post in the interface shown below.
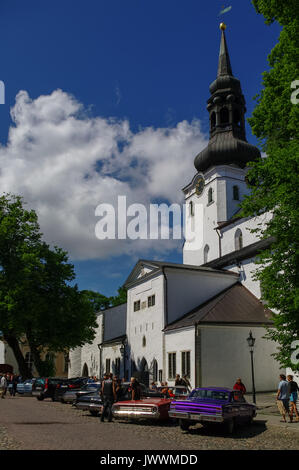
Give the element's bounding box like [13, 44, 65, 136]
[247, 331, 256, 404]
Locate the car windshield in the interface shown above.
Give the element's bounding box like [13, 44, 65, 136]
[190, 389, 229, 401]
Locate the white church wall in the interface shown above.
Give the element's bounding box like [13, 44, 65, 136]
[101, 343, 123, 378]
[166, 268, 238, 325]
[0, 340, 5, 364]
[68, 313, 103, 378]
[126, 273, 165, 381]
[223, 259, 261, 299]
[200, 325, 283, 392]
[165, 327, 195, 388]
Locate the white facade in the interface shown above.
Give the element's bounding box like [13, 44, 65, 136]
[165, 327, 195, 387]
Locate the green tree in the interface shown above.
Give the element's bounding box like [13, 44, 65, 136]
[0, 194, 98, 378]
[240, 1, 299, 369]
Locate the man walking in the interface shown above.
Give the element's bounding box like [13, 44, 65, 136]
[276, 374, 290, 423]
[0, 373, 7, 399]
[100, 373, 116, 422]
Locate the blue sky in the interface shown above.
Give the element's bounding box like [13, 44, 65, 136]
[0, 1, 280, 296]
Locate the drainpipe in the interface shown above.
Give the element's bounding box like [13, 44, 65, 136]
[215, 227, 222, 259]
[162, 267, 168, 383]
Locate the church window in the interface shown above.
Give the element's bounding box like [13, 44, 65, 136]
[181, 351, 191, 378]
[211, 112, 216, 129]
[204, 244, 210, 263]
[105, 358, 111, 374]
[208, 187, 213, 204]
[233, 185, 240, 200]
[152, 359, 158, 382]
[220, 107, 229, 124]
[142, 336, 146, 347]
[152, 323, 154, 330]
[148, 294, 155, 307]
[115, 357, 120, 375]
[168, 352, 176, 379]
[134, 300, 140, 312]
[235, 229, 243, 251]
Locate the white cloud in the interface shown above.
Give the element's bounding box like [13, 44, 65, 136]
[0, 89, 208, 260]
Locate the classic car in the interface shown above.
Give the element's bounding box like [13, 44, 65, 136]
[60, 381, 100, 403]
[74, 381, 146, 417]
[54, 377, 89, 401]
[158, 386, 189, 399]
[169, 387, 257, 433]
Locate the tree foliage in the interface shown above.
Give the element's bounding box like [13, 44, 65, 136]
[240, 1, 299, 369]
[0, 194, 98, 377]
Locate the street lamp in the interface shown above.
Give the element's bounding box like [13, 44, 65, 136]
[247, 331, 256, 404]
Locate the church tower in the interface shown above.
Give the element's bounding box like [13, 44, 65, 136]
[183, 24, 261, 266]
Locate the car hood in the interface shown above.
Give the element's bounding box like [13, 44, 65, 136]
[171, 398, 228, 407]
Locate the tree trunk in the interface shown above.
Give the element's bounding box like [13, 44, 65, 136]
[4, 335, 33, 379]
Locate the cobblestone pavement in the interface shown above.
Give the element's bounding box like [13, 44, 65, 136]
[1, 395, 299, 450]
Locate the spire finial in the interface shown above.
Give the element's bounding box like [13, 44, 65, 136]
[217, 23, 232, 77]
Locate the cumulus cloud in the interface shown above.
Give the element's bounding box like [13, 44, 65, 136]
[0, 89, 208, 260]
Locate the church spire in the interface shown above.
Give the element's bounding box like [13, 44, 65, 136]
[217, 23, 233, 77]
[194, 24, 261, 173]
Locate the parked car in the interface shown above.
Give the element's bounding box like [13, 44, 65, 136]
[74, 381, 146, 417]
[61, 382, 101, 404]
[158, 386, 189, 400]
[54, 377, 89, 401]
[169, 387, 257, 434]
[32, 377, 68, 401]
[17, 378, 36, 395]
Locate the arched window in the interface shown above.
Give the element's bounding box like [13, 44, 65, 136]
[142, 336, 146, 348]
[233, 185, 240, 200]
[235, 229, 243, 251]
[210, 112, 216, 129]
[208, 187, 213, 204]
[220, 107, 229, 124]
[152, 359, 158, 382]
[189, 200, 194, 216]
[204, 244, 210, 263]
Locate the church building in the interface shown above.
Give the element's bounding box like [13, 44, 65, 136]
[68, 24, 284, 392]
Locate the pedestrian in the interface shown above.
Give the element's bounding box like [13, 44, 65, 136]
[150, 381, 158, 390]
[233, 378, 246, 395]
[100, 373, 116, 422]
[12, 374, 18, 397]
[287, 374, 299, 422]
[0, 373, 7, 399]
[130, 377, 141, 400]
[276, 374, 291, 423]
[115, 378, 122, 401]
[175, 374, 184, 386]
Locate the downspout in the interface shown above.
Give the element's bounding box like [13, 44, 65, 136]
[162, 267, 168, 382]
[215, 227, 222, 259]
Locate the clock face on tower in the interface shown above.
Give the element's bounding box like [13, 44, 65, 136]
[195, 176, 205, 196]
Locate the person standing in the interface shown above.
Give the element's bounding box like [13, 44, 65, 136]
[287, 375, 299, 422]
[175, 374, 184, 386]
[130, 377, 141, 400]
[182, 375, 192, 391]
[233, 378, 246, 394]
[100, 373, 116, 422]
[276, 374, 290, 423]
[0, 374, 7, 399]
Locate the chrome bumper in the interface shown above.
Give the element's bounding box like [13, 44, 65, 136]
[75, 402, 103, 412]
[112, 409, 160, 420]
[169, 411, 223, 423]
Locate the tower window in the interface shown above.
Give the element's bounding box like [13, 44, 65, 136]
[204, 244, 210, 263]
[208, 187, 213, 204]
[134, 300, 140, 312]
[189, 200, 194, 216]
[220, 107, 229, 124]
[235, 229, 243, 251]
[233, 185, 240, 200]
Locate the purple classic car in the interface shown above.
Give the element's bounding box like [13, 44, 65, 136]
[169, 387, 257, 434]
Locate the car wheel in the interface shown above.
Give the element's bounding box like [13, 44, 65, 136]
[89, 410, 99, 417]
[226, 419, 235, 434]
[37, 396, 44, 401]
[179, 419, 190, 431]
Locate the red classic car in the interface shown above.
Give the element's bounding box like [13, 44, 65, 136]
[112, 386, 189, 421]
